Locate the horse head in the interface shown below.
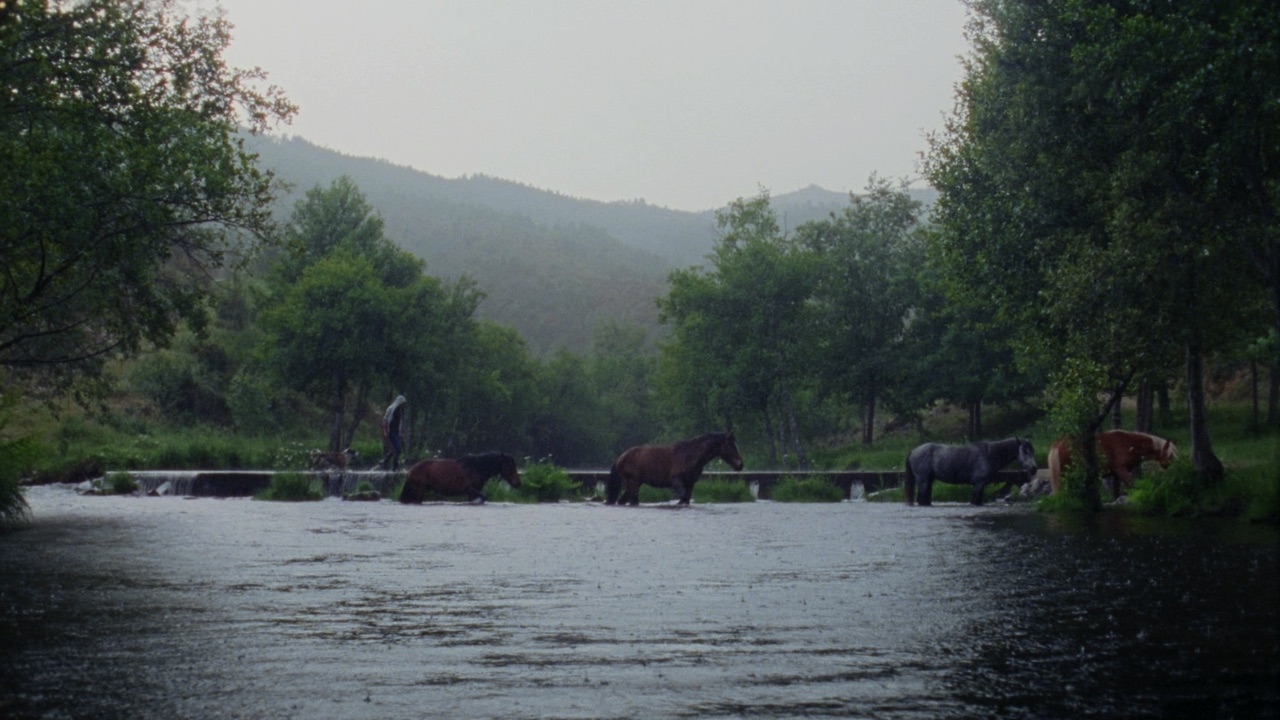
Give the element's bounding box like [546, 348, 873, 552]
[1016, 438, 1038, 479]
[719, 430, 745, 471]
[1157, 439, 1178, 468]
[500, 453, 521, 487]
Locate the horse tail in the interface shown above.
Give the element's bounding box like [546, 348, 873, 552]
[902, 451, 916, 506]
[605, 463, 622, 505]
[1047, 442, 1063, 495]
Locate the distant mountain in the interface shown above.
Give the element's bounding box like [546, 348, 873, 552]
[244, 135, 934, 354]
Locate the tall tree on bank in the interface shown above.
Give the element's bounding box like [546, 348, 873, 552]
[659, 193, 817, 467]
[797, 177, 925, 444]
[926, 0, 1277, 501]
[260, 178, 480, 452]
[0, 0, 294, 397]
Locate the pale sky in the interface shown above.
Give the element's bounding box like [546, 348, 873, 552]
[210, 1, 971, 212]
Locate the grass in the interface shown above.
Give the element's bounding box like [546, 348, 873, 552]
[768, 475, 845, 502]
[254, 472, 324, 501]
[106, 471, 139, 495]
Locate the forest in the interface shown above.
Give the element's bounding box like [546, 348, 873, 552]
[2, 0, 1277, 521]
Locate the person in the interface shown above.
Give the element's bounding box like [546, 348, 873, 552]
[380, 395, 407, 470]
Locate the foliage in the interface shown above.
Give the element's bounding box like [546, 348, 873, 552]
[924, 0, 1279, 494]
[510, 461, 579, 503]
[797, 176, 927, 444]
[659, 192, 819, 464]
[0, 432, 36, 526]
[106, 472, 139, 495]
[769, 476, 845, 503]
[255, 472, 323, 502]
[0, 0, 294, 396]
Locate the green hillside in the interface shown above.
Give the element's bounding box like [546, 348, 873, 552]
[248, 135, 690, 353]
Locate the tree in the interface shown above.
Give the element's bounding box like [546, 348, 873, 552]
[259, 253, 397, 451]
[925, 0, 1277, 501]
[0, 0, 294, 396]
[659, 193, 818, 466]
[797, 177, 925, 444]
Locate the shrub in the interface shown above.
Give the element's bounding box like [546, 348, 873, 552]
[514, 461, 578, 502]
[769, 476, 845, 502]
[255, 472, 323, 501]
[0, 435, 37, 526]
[106, 471, 139, 495]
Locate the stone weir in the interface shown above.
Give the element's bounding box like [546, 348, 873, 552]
[125, 470, 404, 498]
[116, 468, 1032, 500]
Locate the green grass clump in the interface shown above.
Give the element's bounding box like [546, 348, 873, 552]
[691, 478, 755, 503]
[516, 461, 579, 502]
[769, 475, 845, 502]
[255, 472, 324, 501]
[0, 435, 35, 525]
[106, 471, 139, 495]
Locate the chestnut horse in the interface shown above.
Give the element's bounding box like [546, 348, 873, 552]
[903, 437, 1037, 506]
[1047, 430, 1177, 499]
[398, 452, 521, 504]
[606, 431, 744, 506]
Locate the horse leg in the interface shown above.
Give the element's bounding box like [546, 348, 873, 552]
[969, 480, 986, 506]
[917, 477, 933, 506]
[670, 478, 688, 505]
[623, 479, 640, 506]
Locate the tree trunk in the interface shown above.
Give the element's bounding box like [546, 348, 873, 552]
[781, 381, 808, 470]
[1268, 359, 1279, 427]
[966, 401, 982, 441]
[1185, 340, 1224, 483]
[329, 371, 347, 452]
[760, 404, 779, 467]
[1251, 359, 1261, 432]
[343, 383, 369, 449]
[861, 394, 876, 445]
[1135, 381, 1154, 433]
[1111, 388, 1123, 429]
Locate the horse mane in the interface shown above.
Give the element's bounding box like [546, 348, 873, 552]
[1130, 431, 1177, 460]
[458, 452, 510, 476]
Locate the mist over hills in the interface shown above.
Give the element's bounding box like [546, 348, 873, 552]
[246, 135, 933, 354]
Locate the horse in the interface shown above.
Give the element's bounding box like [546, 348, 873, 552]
[903, 437, 1037, 506]
[605, 431, 744, 506]
[398, 452, 521, 504]
[1047, 430, 1177, 499]
[310, 447, 357, 470]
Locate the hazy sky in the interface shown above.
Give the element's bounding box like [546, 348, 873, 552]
[210, 1, 971, 211]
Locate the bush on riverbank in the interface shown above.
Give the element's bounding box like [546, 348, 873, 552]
[769, 475, 845, 502]
[255, 472, 323, 501]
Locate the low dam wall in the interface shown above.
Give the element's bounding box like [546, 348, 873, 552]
[111, 468, 1032, 499]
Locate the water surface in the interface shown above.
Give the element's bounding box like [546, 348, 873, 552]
[1, 486, 1275, 719]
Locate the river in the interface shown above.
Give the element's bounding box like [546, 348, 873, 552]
[1, 485, 1276, 719]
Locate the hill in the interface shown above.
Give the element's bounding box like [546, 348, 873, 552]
[245, 135, 934, 355]
[248, 135, 683, 354]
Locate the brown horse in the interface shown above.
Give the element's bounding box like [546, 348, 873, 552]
[605, 431, 744, 506]
[398, 452, 521, 504]
[1048, 430, 1177, 499]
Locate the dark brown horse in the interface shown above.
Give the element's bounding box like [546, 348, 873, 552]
[398, 452, 521, 504]
[605, 431, 744, 506]
[1048, 430, 1177, 499]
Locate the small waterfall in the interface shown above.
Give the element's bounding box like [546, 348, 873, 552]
[114, 470, 404, 498]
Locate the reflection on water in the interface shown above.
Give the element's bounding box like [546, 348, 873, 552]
[0, 486, 1275, 719]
